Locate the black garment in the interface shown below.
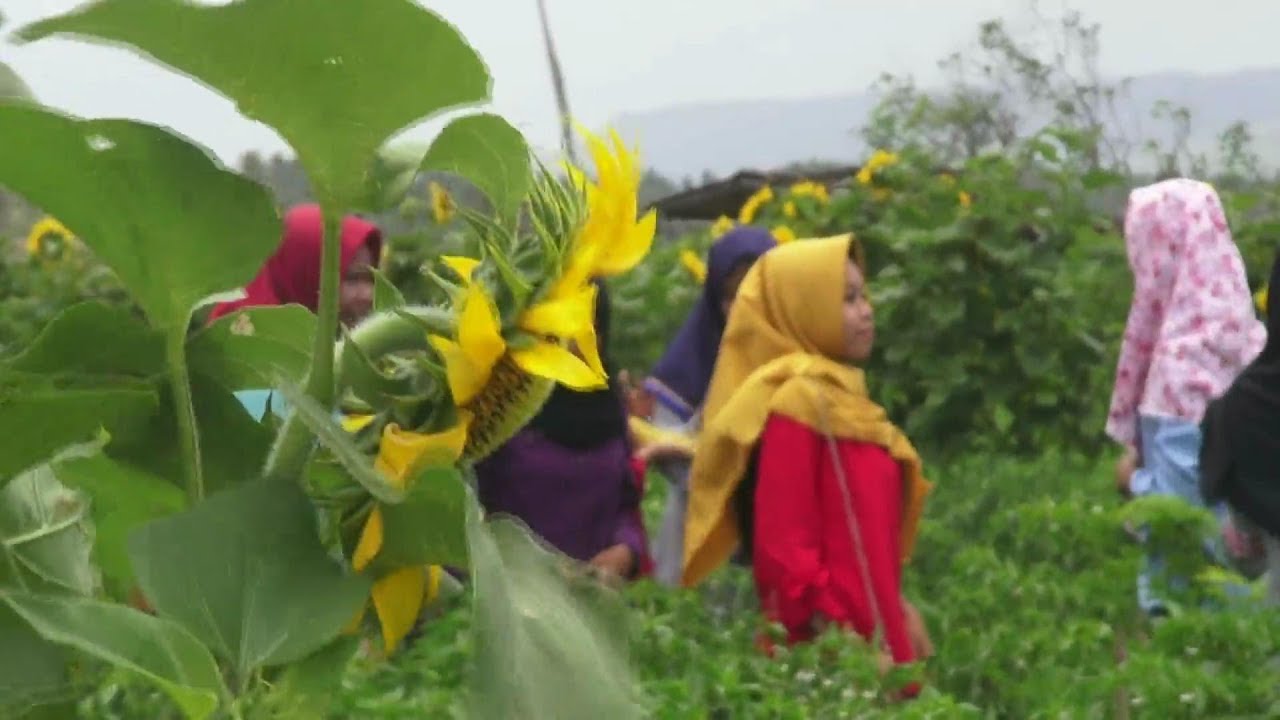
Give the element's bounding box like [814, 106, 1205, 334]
[525, 279, 628, 450]
[1200, 248, 1280, 538]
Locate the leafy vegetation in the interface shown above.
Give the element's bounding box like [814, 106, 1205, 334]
[2, 3, 1278, 719]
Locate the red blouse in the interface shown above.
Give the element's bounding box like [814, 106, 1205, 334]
[751, 413, 916, 667]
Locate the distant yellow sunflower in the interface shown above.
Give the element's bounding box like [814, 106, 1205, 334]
[771, 226, 797, 244]
[429, 181, 456, 224]
[856, 149, 900, 185]
[25, 216, 75, 259]
[738, 186, 774, 224]
[788, 180, 830, 203]
[709, 215, 735, 239]
[680, 249, 707, 284]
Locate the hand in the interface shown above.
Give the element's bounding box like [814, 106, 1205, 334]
[902, 599, 934, 659]
[1224, 520, 1265, 560]
[588, 543, 635, 582]
[623, 375, 655, 419]
[1115, 448, 1137, 499]
[636, 440, 694, 463]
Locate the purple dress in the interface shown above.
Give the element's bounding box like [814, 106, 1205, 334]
[474, 428, 646, 568]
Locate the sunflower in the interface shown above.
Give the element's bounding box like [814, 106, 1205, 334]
[428, 181, 456, 224]
[788, 180, 830, 203]
[335, 125, 656, 653]
[772, 226, 797, 244]
[346, 418, 467, 653]
[25, 216, 74, 259]
[427, 126, 655, 459]
[680, 249, 707, 284]
[856, 149, 900, 186]
[709, 215, 735, 239]
[738, 186, 774, 224]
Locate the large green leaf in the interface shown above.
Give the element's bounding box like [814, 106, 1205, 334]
[7, 302, 163, 379]
[374, 466, 469, 571]
[465, 498, 641, 720]
[111, 378, 271, 496]
[127, 479, 370, 677]
[0, 386, 157, 488]
[256, 635, 360, 719]
[20, 0, 491, 207]
[0, 605, 70, 719]
[0, 104, 279, 329]
[187, 305, 316, 392]
[0, 61, 34, 102]
[0, 445, 97, 595]
[53, 454, 184, 598]
[420, 113, 531, 220]
[1, 592, 224, 720]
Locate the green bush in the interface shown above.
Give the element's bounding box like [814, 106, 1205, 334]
[80, 450, 1277, 718]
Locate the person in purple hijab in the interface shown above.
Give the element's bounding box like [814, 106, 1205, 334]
[640, 227, 776, 585]
[474, 279, 648, 581]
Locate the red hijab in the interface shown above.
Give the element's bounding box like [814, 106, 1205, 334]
[209, 203, 382, 321]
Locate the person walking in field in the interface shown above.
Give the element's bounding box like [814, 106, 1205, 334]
[638, 226, 776, 587]
[1199, 247, 1280, 605]
[209, 203, 382, 421]
[1109, 178, 1267, 617]
[680, 234, 933, 687]
[473, 280, 652, 585]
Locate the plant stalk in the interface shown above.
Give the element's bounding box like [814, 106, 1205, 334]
[263, 206, 343, 483]
[167, 327, 204, 504]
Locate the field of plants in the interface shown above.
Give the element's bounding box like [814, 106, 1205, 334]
[2, 2, 1279, 719]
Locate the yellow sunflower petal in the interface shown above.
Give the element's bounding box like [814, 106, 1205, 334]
[574, 321, 606, 380]
[583, 126, 621, 192]
[429, 282, 505, 405]
[424, 565, 443, 605]
[610, 128, 641, 185]
[353, 506, 384, 572]
[594, 210, 656, 277]
[441, 255, 480, 283]
[374, 414, 472, 486]
[371, 566, 427, 654]
[520, 283, 595, 338]
[511, 340, 606, 390]
[342, 414, 375, 433]
[428, 335, 481, 407]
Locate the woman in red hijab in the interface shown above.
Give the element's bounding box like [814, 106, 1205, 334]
[212, 203, 382, 421]
[209, 203, 382, 327]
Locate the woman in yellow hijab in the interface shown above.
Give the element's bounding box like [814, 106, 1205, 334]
[681, 234, 933, 676]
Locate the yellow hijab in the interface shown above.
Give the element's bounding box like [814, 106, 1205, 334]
[681, 235, 932, 587]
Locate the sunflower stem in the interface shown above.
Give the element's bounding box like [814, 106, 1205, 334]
[166, 325, 204, 505]
[263, 205, 343, 484]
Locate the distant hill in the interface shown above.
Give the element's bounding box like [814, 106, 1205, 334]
[613, 68, 1280, 179]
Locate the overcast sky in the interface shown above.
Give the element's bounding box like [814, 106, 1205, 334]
[2, 0, 1278, 164]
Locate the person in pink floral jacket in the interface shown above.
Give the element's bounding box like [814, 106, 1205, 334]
[1109, 178, 1266, 616]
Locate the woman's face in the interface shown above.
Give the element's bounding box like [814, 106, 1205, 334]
[842, 260, 875, 362]
[339, 245, 375, 327]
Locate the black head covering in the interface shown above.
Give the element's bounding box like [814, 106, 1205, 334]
[1200, 248, 1280, 537]
[526, 279, 629, 449]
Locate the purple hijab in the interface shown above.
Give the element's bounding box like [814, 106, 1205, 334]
[647, 227, 775, 420]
